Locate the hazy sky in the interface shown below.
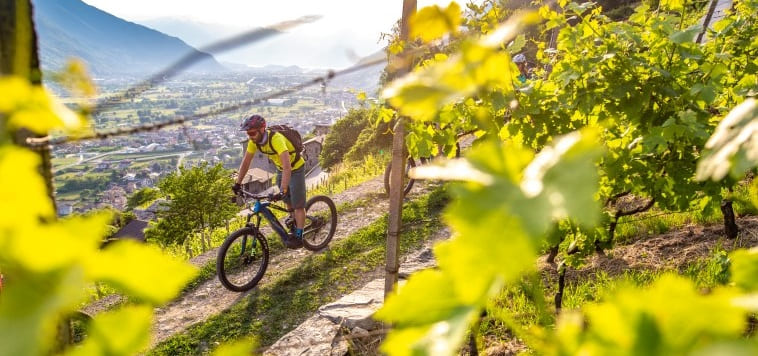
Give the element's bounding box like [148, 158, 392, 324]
[81, 0, 459, 68]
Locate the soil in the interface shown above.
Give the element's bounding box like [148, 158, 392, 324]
[539, 215, 758, 280]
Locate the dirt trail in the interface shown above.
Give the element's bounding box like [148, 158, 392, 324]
[150, 177, 437, 346]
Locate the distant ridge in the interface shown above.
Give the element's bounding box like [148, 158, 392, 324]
[32, 0, 226, 76]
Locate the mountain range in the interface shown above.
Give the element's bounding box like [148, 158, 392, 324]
[32, 0, 225, 75]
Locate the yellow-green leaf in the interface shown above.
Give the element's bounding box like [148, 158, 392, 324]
[696, 98, 758, 181]
[86, 241, 198, 304]
[66, 306, 152, 356]
[0, 268, 87, 356]
[410, 2, 462, 42]
[376, 270, 478, 356]
[211, 339, 259, 356]
[0, 76, 85, 134]
[3, 212, 110, 273]
[660, 0, 684, 12]
[0, 147, 54, 229]
[730, 248, 758, 292]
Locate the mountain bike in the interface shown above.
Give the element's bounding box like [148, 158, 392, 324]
[217, 190, 337, 292]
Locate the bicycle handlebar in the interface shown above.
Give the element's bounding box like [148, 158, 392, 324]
[238, 189, 282, 202]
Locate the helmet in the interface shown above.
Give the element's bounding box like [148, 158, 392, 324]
[240, 114, 266, 131]
[513, 53, 526, 64]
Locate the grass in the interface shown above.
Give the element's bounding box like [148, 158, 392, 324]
[309, 154, 388, 197]
[614, 182, 758, 243]
[480, 244, 735, 346]
[149, 187, 450, 355]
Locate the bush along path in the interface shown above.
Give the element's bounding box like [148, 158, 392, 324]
[147, 179, 449, 353]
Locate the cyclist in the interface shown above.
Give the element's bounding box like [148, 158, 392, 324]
[233, 114, 306, 249]
[513, 53, 529, 83]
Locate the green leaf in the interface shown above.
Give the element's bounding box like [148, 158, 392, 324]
[0, 268, 86, 356]
[696, 98, 758, 181]
[86, 241, 198, 304]
[521, 129, 604, 227]
[690, 341, 758, 356]
[4, 212, 110, 273]
[380, 309, 477, 356]
[0, 147, 55, 230]
[66, 306, 152, 356]
[669, 25, 702, 44]
[730, 248, 758, 292]
[574, 275, 746, 354]
[435, 215, 536, 301]
[376, 270, 478, 356]
[410, 2, 462, 42]
[0, 76, 86, 134]
[211, 339, 259, 356]
[378, 269, 473, 326]
[660, 0, 684, 12]
[507, 34, 526, 55]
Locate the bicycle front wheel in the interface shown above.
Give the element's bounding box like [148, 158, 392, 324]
[217, 227, 269, 292]
[302, 195, 337, 251]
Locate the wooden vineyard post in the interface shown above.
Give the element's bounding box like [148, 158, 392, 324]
[385, 0, 416, 299]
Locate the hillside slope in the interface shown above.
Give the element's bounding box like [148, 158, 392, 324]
[32, 0, 225, 75]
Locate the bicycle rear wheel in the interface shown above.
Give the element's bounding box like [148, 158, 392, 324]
[302, 195, 337, 251]
[383, 158, 416, 197]
[217, 227, 269, 292]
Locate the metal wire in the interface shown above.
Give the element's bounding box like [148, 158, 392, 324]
[91, 15, 322, 116]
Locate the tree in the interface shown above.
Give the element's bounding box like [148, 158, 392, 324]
[126, 187, 160, 210]
[320, 107, 393, 169]
[146, 162, 237, 256]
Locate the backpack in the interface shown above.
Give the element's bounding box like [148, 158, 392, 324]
[257, 125, 305, 164]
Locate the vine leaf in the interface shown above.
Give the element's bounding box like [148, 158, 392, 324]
[67, 306, 152, 355]
[383, 12, 536, 121]
[410, 2, 462, 42]
[729, 247, 758, 293]
[696, 98, 758, 181]
[376, 270, 478, 356]
[0, 76, 86, 134]
[0, 147, 55, 226]
[556, 275, 748, 354]
[87, 241, 198, 304]
[378, 129, 602, 355]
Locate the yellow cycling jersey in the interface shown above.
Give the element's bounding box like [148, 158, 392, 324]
[246, 131, 305, 170]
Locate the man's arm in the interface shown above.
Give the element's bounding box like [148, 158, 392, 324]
[236, 152, 253, 185]
[279, 151, 291, 193]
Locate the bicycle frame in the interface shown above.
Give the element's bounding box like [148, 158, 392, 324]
[242, 191, 292, 245]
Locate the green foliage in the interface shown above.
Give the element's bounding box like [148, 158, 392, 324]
[319, 107, 392, 169]
[410, 2, 462, 42]
[697, 98, 758, 181]
[683, 246, 731, 288]
[126, 187, 161, 211]
[309, 153, 387, 197]
[145, 162, 237, 255]
[56, 175, 109, 194]
[319, 108, 371, 169]
[374, 1, 758, 354]
[0, 74, 196, 355]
